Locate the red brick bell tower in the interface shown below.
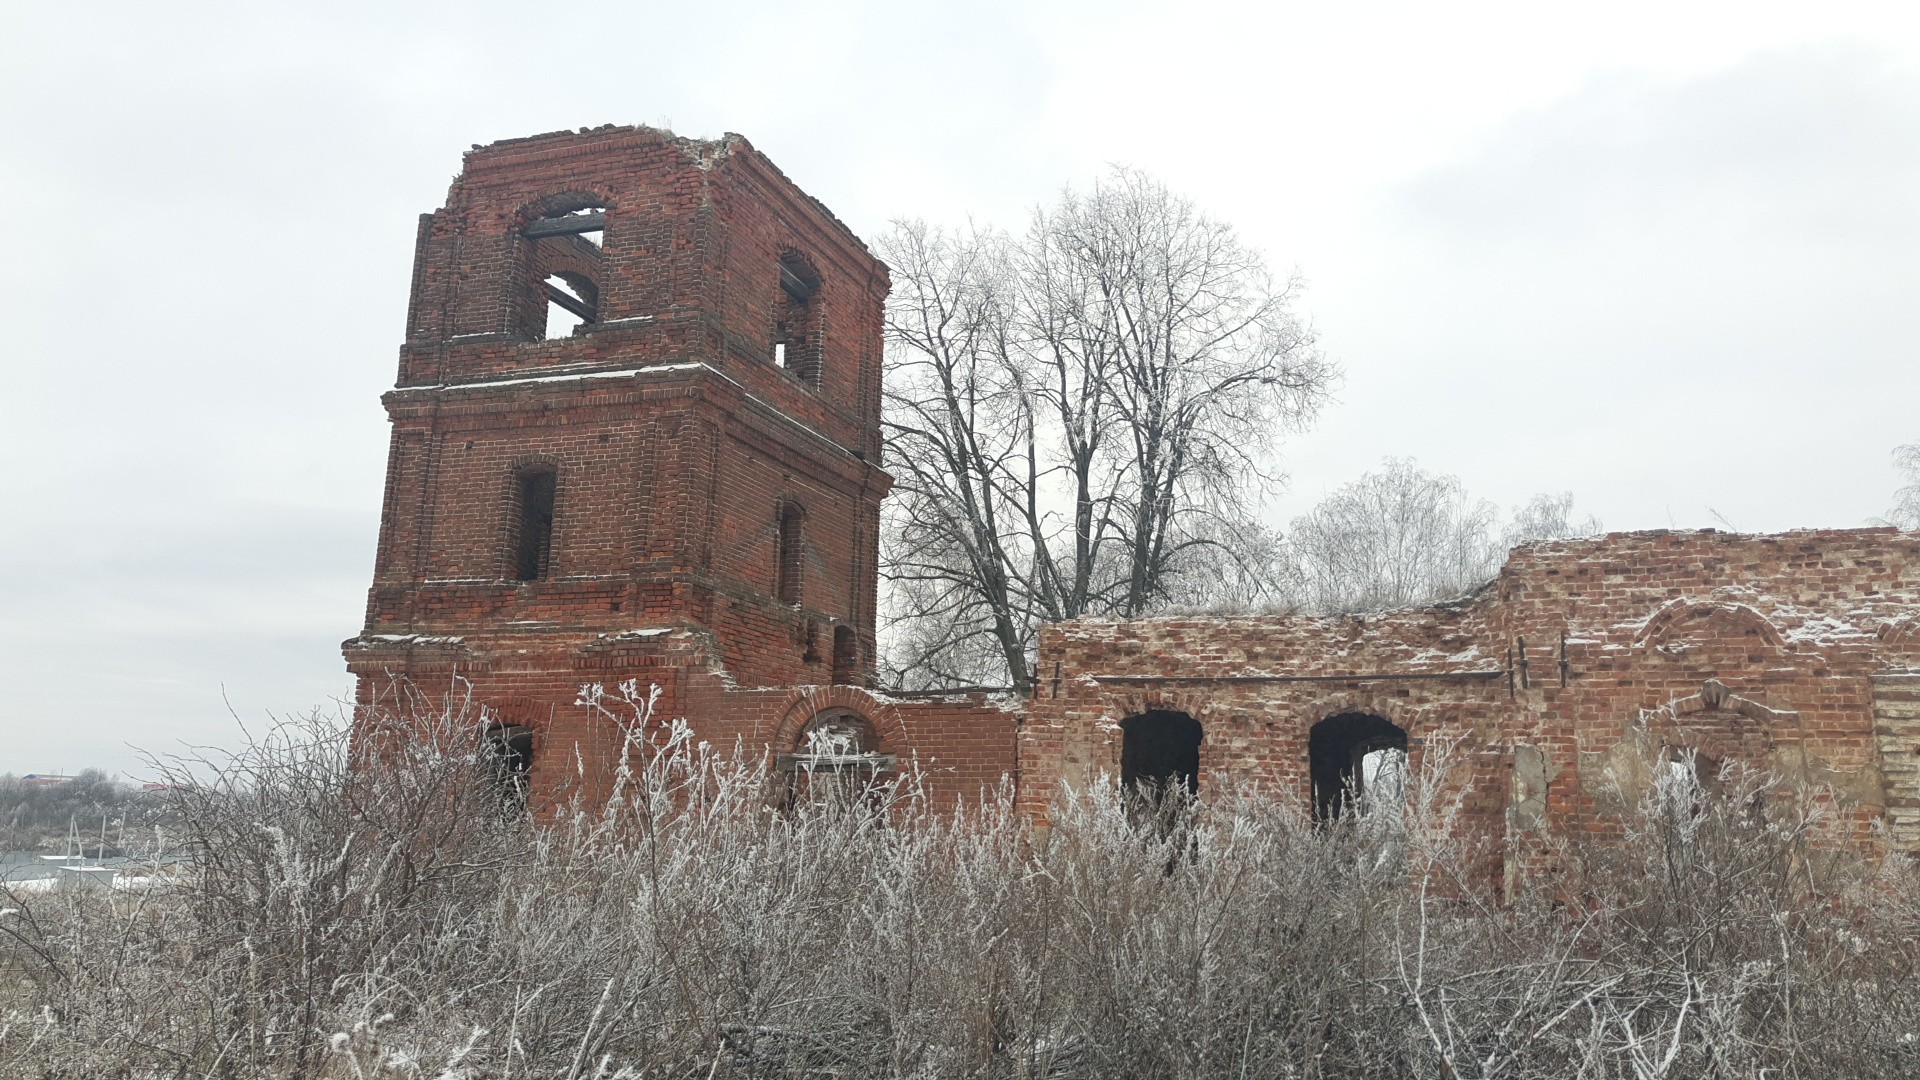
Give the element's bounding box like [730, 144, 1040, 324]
[344, 125, 920, 804]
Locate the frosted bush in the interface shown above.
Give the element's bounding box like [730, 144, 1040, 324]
[3, 684, 1919, 1077]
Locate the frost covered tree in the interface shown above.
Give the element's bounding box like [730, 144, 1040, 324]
[1285, 459, 1501, 614]
[1887, 442, 1920, 529]
[1284, 460, 1602, 614]
[879, 171, 1333, 691]
[1504, 490, 1606, 546]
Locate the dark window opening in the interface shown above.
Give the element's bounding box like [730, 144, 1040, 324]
[484, 724, 535, 809]
[831, 626, 860, 685]
[511, 467, 557, 581]
[773, 252, 822, 385]
[519, 206, 606, 342]
[1121, 710, 1203, 803]
[776, 502, 805, 604]
[1309, 713, 1408, 821]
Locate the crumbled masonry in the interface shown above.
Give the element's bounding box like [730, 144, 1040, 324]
[348, 126, 1920, 873]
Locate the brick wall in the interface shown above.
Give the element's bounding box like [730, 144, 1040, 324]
[1025, 528, 1920, 869]
[350, 128, 1920, 863]
[350, 126, 1023, 814]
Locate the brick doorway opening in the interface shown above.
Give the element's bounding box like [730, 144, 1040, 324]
[1121, 710, 1203, 802]
[1310, 713, 1407, 821]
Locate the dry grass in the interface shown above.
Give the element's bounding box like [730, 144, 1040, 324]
[5, 683, 1920, 1078]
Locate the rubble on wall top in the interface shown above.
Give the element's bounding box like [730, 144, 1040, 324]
[455, 123, 875, 259]
[1513, 525, 1911, 557]
[466, 123, 734, 163]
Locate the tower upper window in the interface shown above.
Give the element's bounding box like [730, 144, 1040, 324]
[773, 252, 822, 385]
[520, 206, 606, 341]
[510, 466, 558, 581]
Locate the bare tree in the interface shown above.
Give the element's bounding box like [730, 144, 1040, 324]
[1285, 458, 1503, 614]
[1503, 490, 1605, 547]
[879, 170, 1333, 690]
[878, 222, 1039, 688]
[1886, 442, 1920, 529]
[1285, 461, 1603, 614]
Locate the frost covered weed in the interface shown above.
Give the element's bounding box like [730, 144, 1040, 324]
[3, 691, 1920, 1078]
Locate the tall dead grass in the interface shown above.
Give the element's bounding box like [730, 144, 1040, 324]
[4, 682, 1920, 1078]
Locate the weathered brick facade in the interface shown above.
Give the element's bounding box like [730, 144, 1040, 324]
[344, 126, 1016, 808]
[348, 128, 1919, 865]
[1024, 528, 1920, 868]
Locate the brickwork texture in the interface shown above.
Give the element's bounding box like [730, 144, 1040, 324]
[348, 127, 1920, 870]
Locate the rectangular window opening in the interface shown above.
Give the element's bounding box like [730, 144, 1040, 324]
[773, 254, 822, 385]
[522, 207, 606, 342]
[543, 273, 597, 340]
[513, 469, 557, 581]
[776, 504, 805, 603]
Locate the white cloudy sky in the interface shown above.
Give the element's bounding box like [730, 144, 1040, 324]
[2, 0, 1916, 775]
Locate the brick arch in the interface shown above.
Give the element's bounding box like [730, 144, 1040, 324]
[1293, 694, 1471, 806]
[507, 190, 617, 342]
[1095, 691, 1220, 795]
[1295, 691, 1430, 740]
[1097, 687, 1234, 731]
[1664, 677, 1799, 724]
[776, 246, 825, 286]
[771, 685, 905, 755]
[1643, 678, 1799, 777]
[1636, 597, 1788, 654]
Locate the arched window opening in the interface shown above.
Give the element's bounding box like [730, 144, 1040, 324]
[1309, 713, 1409, 821]
[483, 724, 535, 809]
[801, 710, 873, 758]
[831, 625, 860, 685]
[1120, 710, 1203, 804]
[778, 709, 896, 808]
[775, 502, 805, 604]
[773, 252, 822, 385]
[520, 205, 606, 341]
[509, 466, 558, 581]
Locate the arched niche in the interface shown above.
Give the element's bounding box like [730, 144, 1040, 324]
[1637, 599, 1787, 658]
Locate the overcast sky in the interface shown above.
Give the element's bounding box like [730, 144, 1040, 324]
[2, 0, 1916, 776]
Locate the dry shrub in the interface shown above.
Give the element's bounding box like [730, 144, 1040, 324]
[4, 688, 1920, 1078]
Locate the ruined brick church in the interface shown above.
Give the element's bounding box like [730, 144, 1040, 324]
[346, 125, 1920, 862]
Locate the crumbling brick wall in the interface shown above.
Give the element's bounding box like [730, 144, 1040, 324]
[348, 129, 1919, 858]
[1024, 528, 1920, 871]
[347, 127, 980, 810]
